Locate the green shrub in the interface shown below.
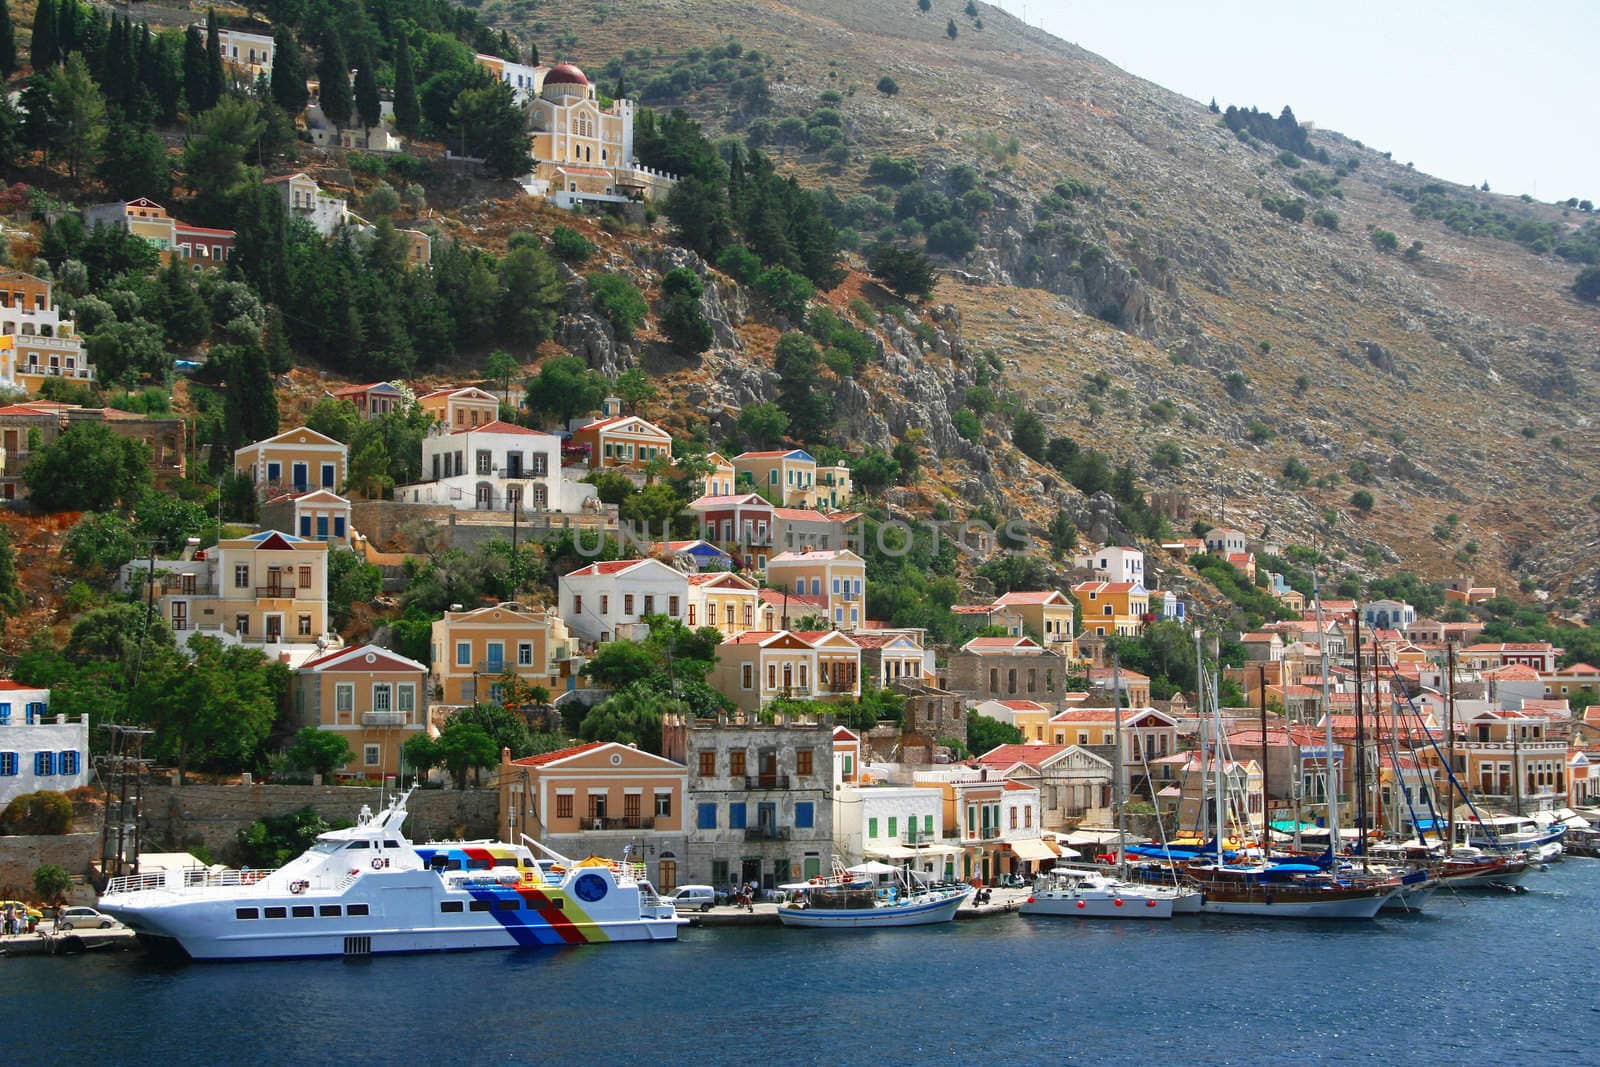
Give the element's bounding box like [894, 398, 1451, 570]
[0, 792, 74, 836]
[586, 272, 648, 338]
[1349, 489, 1375, 513]
[551, 226, 596, 264]
[1312, 208, 1339, 230]
[715, 245, 762, 285]
[1371, 228, 1400, 252]
[953, 408, 981, 441]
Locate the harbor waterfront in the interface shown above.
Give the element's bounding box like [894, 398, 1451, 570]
[12, 861, 1598, 1067]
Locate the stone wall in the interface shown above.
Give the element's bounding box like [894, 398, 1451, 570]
[346, 500, 617, 551]
[0, 833, 100, 893]
[140, 783, 498, 859]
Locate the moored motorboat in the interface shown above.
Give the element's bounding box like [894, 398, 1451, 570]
[1019, 867, 1195, 919]
[97, 789, 684, 960]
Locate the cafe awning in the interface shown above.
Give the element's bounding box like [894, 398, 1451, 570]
[1007, 838, 1058, 862]
[865, 843, 961, 860]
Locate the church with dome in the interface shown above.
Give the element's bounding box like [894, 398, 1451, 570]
[475, 55, 677, 210]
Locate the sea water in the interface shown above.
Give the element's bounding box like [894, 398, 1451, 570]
[15, 860, 1597, 1066]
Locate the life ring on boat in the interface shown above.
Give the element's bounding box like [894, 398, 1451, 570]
[371, 857, 388, 871]
[290, 881, 307, 895]
[841, 872, 852, 883]
[809, 877, 822, 885]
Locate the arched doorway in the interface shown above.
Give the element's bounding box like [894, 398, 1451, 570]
[657, 853, 678, 893]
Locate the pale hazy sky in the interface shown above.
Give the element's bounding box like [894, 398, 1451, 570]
[988, 0, 1598, 201]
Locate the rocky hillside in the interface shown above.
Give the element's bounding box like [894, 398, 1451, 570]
[472, 0, 1600, 597]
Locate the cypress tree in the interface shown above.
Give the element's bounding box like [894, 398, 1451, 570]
[149, 28, 181, 125]
[528, 41, 538, 66]
[182, 25, 209, 113]
[31, 0, 58, 71]
[269, 25, 306, 115]
[55, 0, 76, 59]
[392, 32, 419, 135]
[0, 0, 17, 78]
[316, 28, 351, 128]
[204, 8, 224, 108]
[353, 41, 380, 131]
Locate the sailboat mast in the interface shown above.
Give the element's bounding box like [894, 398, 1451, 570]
[1446, 642, 1456, 855]
[1112, 655, 1126, 877]
[1195, 630, 1210, 843]
[1258, 664, 1270, 853]
[1353, 610, 1368, 867]
[1313, 575, 1339, 854]
[1210, 634, 1225, 867]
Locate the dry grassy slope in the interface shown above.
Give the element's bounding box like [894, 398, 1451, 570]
[477, 0, 1600, 593]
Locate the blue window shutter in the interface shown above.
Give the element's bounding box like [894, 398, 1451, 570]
[0, 704, 9, 725]
[697, 803, 718, 830]
[299, 516, 311, 537]
[334, 517, 346, 538]
[795, 802, 814, 829]
[729, 803, 746, 829]
[317, 516, 329, 539]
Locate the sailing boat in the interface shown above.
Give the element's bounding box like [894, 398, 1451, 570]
[1183, 632, 1401, 919]
[1020, 657, 1198, 920]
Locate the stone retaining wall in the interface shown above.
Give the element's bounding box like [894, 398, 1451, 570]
[0, 833, 100, 893]
[141, 783, 498, 860]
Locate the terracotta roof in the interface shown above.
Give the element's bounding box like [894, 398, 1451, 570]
[0, 680, 45, 691]
[1464, 642, 1557, 653]
[756, 587, 826, 610]
[1087, 667, 1150, 684]
[961, 636, 1045, 654]
[689, 493, 769, 509]
[734, 449, 807, 460]
[768, 549, 858, 564]
[992, 700, 1049, 711]
[450, 419, 550, 436]
[1002, 780, 1037, 792]
[976, 743, 1070, 767]
[1050, 707, 1173, 724]
[993, 591, 1067, 606]
[1071, 581, 1139, 594]
[511, 741, 608, 766]
[1483, 664, 1542, 681]
[563, 559, 657, 577]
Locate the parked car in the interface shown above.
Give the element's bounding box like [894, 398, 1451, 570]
[59, 906, 115, 931]
[669, 885, 717, 913]
[0, 900, 44, 923]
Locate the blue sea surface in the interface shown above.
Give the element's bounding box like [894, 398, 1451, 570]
[15, 860, 1598, 1066]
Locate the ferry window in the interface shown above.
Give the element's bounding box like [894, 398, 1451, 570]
[468, 900, 491, 913]
[550, 898, 564, 910]
[292, 906, 314, 918]
[497, 899, 520, 912]
[386, 841, 402, 849]
[346, 841, 369, 850]
[236, 908, 259, 920]
[440, 901, 464, 913]
[347, 904, 370, 917]
[469, 858, 492, 870]
[319, 906, 342, 917]
[264, 907, 287, 919]
[494, 857, 518, 868]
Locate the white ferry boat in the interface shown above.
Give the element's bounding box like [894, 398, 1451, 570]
[776, 861, 970, 929]
[97, 789, 683, 960]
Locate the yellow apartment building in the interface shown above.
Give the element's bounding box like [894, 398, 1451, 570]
[293, 644, 428, 778]
[430, 602, 576, 707]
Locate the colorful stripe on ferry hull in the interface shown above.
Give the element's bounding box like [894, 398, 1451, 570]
[463, 884, 610, 946]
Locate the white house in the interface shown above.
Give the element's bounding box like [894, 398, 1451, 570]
[1078, 546, 1145, 585]
[264, 173, 349, 237]
[398, 420, 595, 513]
[559, 558, 690, 643]
[1363, 599, 1416, 632]
[1204, 527, 1249, 556]
[0, 683, 92, 805]
[833, 784, 953, 875]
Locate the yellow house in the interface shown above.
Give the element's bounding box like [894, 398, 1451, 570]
[733, 449, 818, 506]
[973, 699, 1055, 743]
[711, 630, 859, 712]
[991, 590, 1076, 650]
[1071, 580, 1150, 637]
[293, 644, 428, 778]
[814, 464, 853, 508]
[417, 386, 501, 430]
[234, 426, 348, 496]
[765, 548, 867, 631]
[702, 451, 737, 498]
[686, 571, 759, 637]
[0, 271, 95, 394]
[130, 530, 333, 651]
[429, 602, 576, 708]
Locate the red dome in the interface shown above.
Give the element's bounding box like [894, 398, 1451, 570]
[544, 64, 589, 87]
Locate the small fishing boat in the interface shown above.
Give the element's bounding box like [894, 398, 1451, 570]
[1462, 814, 1566, 859]
[776, 862, 969, 929]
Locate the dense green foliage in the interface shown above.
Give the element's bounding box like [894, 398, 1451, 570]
[23, 422, 152, 513]
[1392, 181, 1600, 265]
[1221, 104, 1329, 163]
[1, 791, 74, 836]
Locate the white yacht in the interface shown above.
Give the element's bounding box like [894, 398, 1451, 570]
[1020, 868, 1196, 920]
[97, 789, 684, 960]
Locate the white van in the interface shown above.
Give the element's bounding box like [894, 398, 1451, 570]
[670, 885, 716, 913]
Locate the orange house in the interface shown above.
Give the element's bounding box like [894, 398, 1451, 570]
[497, 741, 688, 891]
